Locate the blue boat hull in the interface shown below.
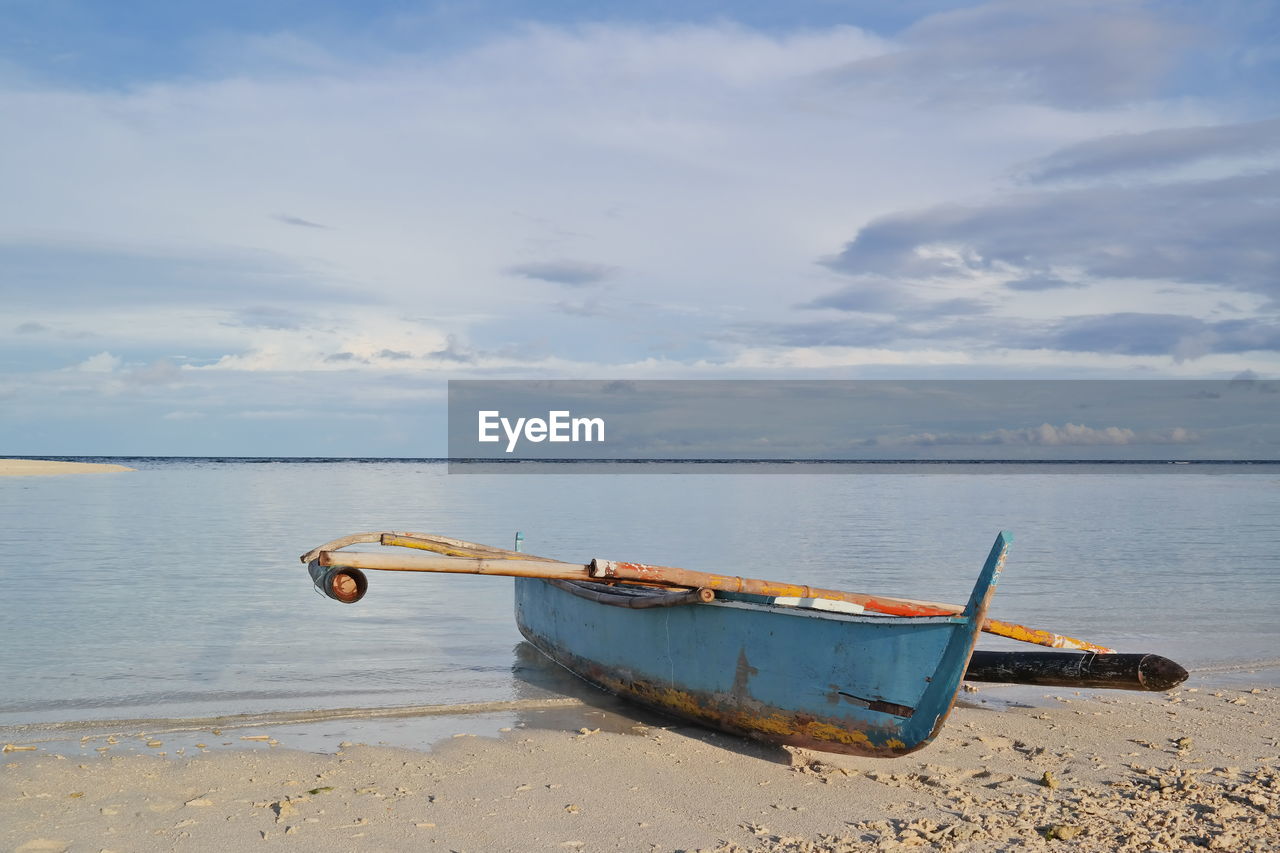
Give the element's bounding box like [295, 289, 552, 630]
[515, 533, 1010, 756]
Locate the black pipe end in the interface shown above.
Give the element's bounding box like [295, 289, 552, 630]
[1138, 654, 1189, 692]
[308, 559, 368, 604]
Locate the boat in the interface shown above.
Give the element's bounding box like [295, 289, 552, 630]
[299, 530, 1186, 757]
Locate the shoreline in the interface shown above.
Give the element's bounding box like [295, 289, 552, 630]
[0, 458, 135, 477]
[6, 659, 1277, 745]
[4, 684, 1276, 852]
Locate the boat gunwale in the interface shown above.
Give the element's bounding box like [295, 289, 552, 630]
[569, 578, 967, 624]
[703, 596, 964, 625]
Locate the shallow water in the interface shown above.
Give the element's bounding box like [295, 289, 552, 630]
[2, 460, 1277, 728]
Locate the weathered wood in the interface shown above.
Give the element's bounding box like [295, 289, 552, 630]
[591, 558, 964, 616]
[317, 548, 593, 580]
[380, 533, 557, 561]
[300, 531, 542, 564]
[306, 530, 1114, 652]
[981, 619, 1114, 653]
[964, 651, 1187, 691]
[590, 558, 1114, 653]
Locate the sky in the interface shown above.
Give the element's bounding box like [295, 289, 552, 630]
[1, 0, 1278, 455]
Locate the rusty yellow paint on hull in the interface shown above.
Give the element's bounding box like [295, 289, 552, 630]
[573, 661, 928, 757]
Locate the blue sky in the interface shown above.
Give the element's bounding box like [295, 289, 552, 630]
[1, 1, 1277, 455]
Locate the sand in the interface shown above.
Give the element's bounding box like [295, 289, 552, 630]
[2, 684, 1276, 852]
[0, 459, 135, 476]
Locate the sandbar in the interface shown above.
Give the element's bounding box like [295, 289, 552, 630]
[0, 459, 135, 477]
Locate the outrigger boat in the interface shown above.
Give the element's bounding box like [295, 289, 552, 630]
[299, 531, 1186, 757]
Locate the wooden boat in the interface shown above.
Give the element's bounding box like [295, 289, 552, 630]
[299, 530, 1186, 757]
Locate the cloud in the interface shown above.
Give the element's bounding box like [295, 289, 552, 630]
[14, 322, 48, 334]
[765, 280, 989, 351]
[1042, 313, 1280, 360]
[428, 335, 474, 363]
[125, 359, 183, 386]
[802, 278, 990, 318]
[554, 300, 609, 317]
[183, 315, 476, 373]
[822, 0, 1188, 108]
[807, 106, 1280, 362]
[1020, 117, 1280, 183]
[1003, 274, 1083, 291]
[823, 170, 1280, 299]
[880, 421, 1197, 447]
[728, 317, 902, 349]
[223, 306, 314, 330]
[234, 409, 313, 420]
[0, 241, 368, 309]
[273, 213, 329, 229]
[738, 310, 1280, 363]
[233, 408, 378, 420]
[66, 352, 185, 386]
[504, 259, 619, 286]
[799, 280, 903, 313]
[77, 352, 122, 372]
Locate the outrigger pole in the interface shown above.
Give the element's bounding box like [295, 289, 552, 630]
[301, 531, 1116, 653]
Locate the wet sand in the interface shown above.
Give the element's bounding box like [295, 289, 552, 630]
[3, 683, 1277, 852]
[0, 459, 135, 476]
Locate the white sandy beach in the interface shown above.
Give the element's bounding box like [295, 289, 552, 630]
[3, 684, 1276, 852]
[0, 459, 135, 477]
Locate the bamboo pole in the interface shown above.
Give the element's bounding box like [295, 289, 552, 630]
[983, 619, 1114, 652]
[589, 559, 1114, 653]
[300, 531, 541, 564]
[311, 544, 1115, 653]
[590, 559, 963, 616]
[317, 549, 587, 580]
[380, 533, 555, 561]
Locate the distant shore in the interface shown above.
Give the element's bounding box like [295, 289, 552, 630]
[0, 459, 135, 476]
[2, 684, 1275, 852]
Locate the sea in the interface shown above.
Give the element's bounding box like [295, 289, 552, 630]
[2, 458, 1278, 741]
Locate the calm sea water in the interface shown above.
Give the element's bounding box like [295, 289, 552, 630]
[2, 460, 1277, 727]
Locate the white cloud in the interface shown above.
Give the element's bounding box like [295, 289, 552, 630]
[882, 421, 1198, 447]
[505, 259, 618, 286]
[825, 0, 1190, 109]
[76, 351, 122, 372]
[723, 346, 976, 370]
[126, 359, 183, 385]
